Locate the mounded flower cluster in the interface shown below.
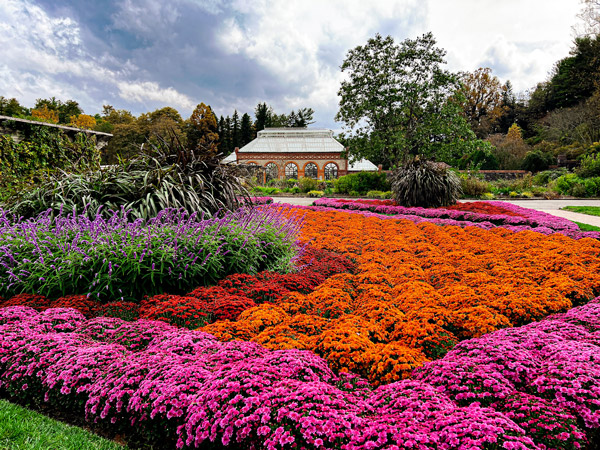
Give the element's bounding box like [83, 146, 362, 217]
[442, 201, 523, 216]
[203, 208, 600, 384]
[309, 199, 600, 239]
[247, 196, 274, 205]
[5, 303, 599, 450]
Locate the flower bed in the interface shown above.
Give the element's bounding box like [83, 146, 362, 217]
[303, 201, 600, 239]
[313, 198, 596, 236]
[0, 245, 355, 329]
[203, 208, 600, 384]
[4, 302, 600, 449]
[0, 206, 301, 301]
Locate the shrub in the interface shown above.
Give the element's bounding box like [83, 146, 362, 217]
[139, 294, 211, 329]
[576, 153, 600, 178]
[555, 174, 600, 197]
[521, 149, 554, 172]
[0, 124, 100, 204]
[389, 159, 462, 208]
[365, 190, 393, 199]
[307, 190, 324, 197]
[532, 168, 568, 185]
[334, 172, 390, 195]
[457, 147, 499, 170]
[51, 295, 99, 318]
[298, 177, 319, 193]
[460, 174, 491, 198]
[480, 192, 495, 200]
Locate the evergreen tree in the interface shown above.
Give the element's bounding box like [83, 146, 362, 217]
[223, 116, 233, 155]
[240, 113, 253, 145]
[254, 103, 272, 131]
[231, 110, 241, 149]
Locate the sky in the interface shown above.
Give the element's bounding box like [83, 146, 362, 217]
[0, 0, 585, 129]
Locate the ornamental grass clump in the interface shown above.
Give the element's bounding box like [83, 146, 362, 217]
[0, 205, 302, 301]
[390, 158, 462, 208]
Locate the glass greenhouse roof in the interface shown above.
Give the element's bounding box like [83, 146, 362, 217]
[239, 128, 345, 153]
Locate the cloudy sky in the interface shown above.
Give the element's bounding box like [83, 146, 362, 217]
[0, 0, 584, 129]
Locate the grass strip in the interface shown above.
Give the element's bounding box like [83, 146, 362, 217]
[573, 221, 600, 232]
[0, 399, 127, 450]
[562, 206, 600, 217]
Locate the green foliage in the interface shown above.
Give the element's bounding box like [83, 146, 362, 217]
[6, 131, 250, 220]
[555, 173, 600, 197]
[366, 190, 393, 199]
[298, 176, 319, 193]
[389, 158, 462, 207]
[336, 32, 485, 167]
[0, 96, 29, 117]
[0, 208, 299, 301]
[0, 399, 127, 450]
[251, 186, 282, 195]
[576, 153, 600, 178]
[457, 146, 499, 170]
[532, 168, 568, 185]
[547, 35, 600, 110]
[307, 190, 324, 198]
[0, 122, 100, 203]
[459, 174, 492, 198]
[334, 172, 390, 195]
[521, 149, 555, 172]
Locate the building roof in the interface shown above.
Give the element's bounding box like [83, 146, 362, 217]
[348, 158, 379, 171]
[238, 127, 344, 153]
[222, 152, 236, 163]
[0, 115, 113, 137]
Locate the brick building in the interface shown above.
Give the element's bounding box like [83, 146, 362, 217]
[222, 128, 377, 182]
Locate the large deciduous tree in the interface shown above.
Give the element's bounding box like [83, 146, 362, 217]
[188, 103, 219, 155]
[336, 32, 481, 168]
[458, 68, 507, 138]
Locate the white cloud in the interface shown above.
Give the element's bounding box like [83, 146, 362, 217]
[111, 0, 180, 38]
[424, 0, 581, 92]
[0, 0, 196, 113]
[216, 0, 423, 124]
[117, 80, 196, 110]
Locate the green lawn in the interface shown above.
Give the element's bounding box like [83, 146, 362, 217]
[573, 221, 600, 232]
[562, 206, 600, 217]
[0, 399, 127, 450]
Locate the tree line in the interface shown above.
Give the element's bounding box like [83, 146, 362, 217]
[0, 97, 314, 164]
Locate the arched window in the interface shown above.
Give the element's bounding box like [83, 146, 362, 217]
[304, 162, 318, 179]
[285, 163, 298, 179]
[265, 163, 278, 182]
[324, 163, 338, 180]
